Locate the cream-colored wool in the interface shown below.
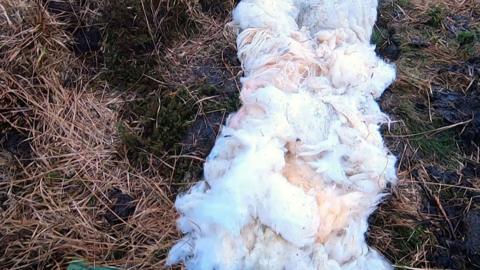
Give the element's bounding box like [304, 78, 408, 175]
[167, 0, 397, 269]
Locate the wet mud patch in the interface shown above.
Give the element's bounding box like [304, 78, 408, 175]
[372, 27, 401, 62]
[415, 165, 480, 269]
[432, 87, 480, 150]
[0, 130, 32, 160]
[463, 210, 480, 266]
[181, 111, 225, 155]
[372, 2, 402, 62]
[45, 0, 103, 54]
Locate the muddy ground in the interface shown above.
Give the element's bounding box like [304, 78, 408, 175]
[0, 0, 479, 269]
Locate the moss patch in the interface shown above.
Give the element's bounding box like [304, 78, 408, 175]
[118, 88, 197, 162]
[456, 30, 476, 45]
[101, 0, 158, 92]
[393, 225, 430, 262]
[394, 99, 458, 165]
[101, 0, 202, 92]
[426, 6, 444, 27]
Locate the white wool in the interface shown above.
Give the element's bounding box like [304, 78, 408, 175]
[168, 0, 397, 269]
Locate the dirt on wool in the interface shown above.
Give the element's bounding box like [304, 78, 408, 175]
[1, 0, 479, 269]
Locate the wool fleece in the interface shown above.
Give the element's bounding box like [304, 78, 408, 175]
[167, 0, 397, 269]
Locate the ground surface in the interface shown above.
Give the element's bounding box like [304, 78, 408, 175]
[0, 0, 479, 269]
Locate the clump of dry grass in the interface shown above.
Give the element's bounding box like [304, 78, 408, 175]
[0, 1, 178, 268]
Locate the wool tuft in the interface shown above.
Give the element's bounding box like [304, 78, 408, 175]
[168, 0, 397, 269]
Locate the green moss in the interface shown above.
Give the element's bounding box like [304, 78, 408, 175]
[393, 225, 429, 261]
[225, 93, 241, 113]
[438, 187, 458, 201]
[101, 0, 201, 93]
[207, 95, 240, 113]
[398, 0, 411, 7]
[456, 31, 476, 46]
[148, 89, 195, 145]
[46, 171, 64, 182]
[371, 26, 388, 47]
[87, 196, 96, 207]
[109, 245, 127, 260]
[0, 123, 10, 132]
[117, 81, 239, 169]
[102, 0, 158, 92]
[198, 84, 218, 96]
[426, 6, 444, 27]
[395, 100, 457, 165]
[411, 130, 457, 165]
[119, 88, 197, 163]
[172, 157, 204, 186]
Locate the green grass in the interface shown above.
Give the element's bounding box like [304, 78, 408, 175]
[426, 6, 444, 27]
[371, 26, 388, 47]
[456, 30, 476, 46]
[411, 130, 457, 165]
[393, 225, 429, 257]
[398, 0, 411, 7]
[395, 100, 458, 166]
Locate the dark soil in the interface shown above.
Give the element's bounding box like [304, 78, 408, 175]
[45, 0, 79, 22]
[463, 210, 480, 265]
[0, 130, 32, 160]
[376, 37, 401, 62]
[432, 87, 480, 149]
[182, 112, 224, 155]
[199, 0, 240, 16]
[408, 36, 430, 48]
[411, 165, 480, 269]
[72, 26, 102, 53]
[104, 188, 137, 226]
[371, 1, 480, 269]
[45, 0, 102, 54]
[373, 9, 401, 62]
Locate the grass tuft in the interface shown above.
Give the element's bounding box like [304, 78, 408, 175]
[426, 6, 444, 27]
[456, 30, 476, 46]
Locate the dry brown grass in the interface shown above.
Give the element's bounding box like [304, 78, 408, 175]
[0, 1, 179, 268]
